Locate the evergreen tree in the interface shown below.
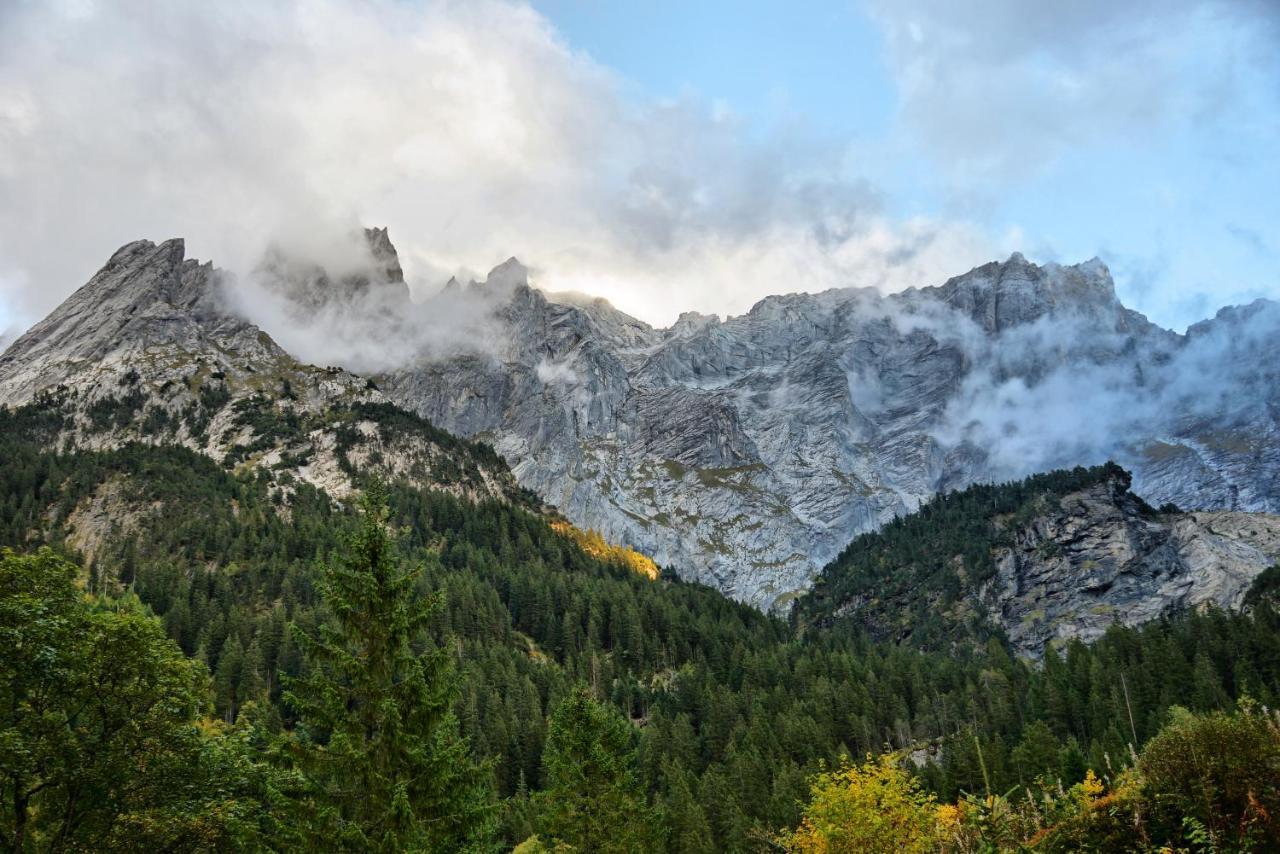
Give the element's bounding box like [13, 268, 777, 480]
[660, 763, 714, 853]
[536, 686, 658, 852]
[215, 633, 246, 723]
[283, 486, 494, 852]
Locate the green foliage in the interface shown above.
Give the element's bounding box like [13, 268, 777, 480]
[0, 548, 279, 851]
[1138, 701, 1280, 849]
[536, 687, 658, 852]
[281, 485, 495, 852]
[6, 397, 1280, 851]
[1244, 563, 1280, 607]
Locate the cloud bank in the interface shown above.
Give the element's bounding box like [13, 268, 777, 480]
[0, 0, 1011, 333]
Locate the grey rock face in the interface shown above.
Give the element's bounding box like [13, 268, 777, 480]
[377, 251, 1280, 610]
[977, 477, 1280, 657]
[0, 238, 516, 504]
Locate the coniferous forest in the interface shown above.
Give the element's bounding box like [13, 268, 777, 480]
[2, 400, 1280, 851]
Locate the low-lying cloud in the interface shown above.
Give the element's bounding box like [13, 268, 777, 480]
[930, 298, 1280, 492]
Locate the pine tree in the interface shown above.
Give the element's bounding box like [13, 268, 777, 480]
[283, 485, 495, 852]
[661, 762, 714, 853]
[239, 637, 269, 709]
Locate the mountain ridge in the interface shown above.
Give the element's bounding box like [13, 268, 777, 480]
[0, 236, 519, 506]
[5, 232, 1278, 610]
[371, 243, 1278, 608]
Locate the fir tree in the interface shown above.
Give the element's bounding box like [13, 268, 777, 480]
[283, 485, 495, 852]
[536, 686, 658, 852]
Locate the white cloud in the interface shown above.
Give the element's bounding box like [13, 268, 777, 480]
[0, 0, 1006, 333]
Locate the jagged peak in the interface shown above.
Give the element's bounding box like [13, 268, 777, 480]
[1075, 256, 1109, 276]
[484, 256, 529, 289]
[1186, 297, 1280, 339]
[669, 310, 720, 337]
[105, 237, 186, 269]
[362, 226, 404, 284]
[921, 252, 1126, 333]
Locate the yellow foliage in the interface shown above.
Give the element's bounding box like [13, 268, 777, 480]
[1066, 768, 1105, 812]
[550, 521, 659, 580]
[935, 801, 963, 830]
[779, 754, 944, 854]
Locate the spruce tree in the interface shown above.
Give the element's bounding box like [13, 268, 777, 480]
[283, 485, 494, 852]
[214, 634, 245, 723]
[536, 686, 657, 852]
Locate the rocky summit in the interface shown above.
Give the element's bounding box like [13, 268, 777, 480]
[0, 236, 518, 504]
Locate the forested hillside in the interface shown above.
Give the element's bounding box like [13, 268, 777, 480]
[3, 399, 1280, 850]
[797, 465, 1132, 647]
[796, 462, 1280, 656]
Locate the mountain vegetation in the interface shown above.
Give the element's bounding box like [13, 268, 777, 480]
[796, 462, 1143, 647]
[3, 395, 1280, 850]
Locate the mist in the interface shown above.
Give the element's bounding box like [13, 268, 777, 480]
[925, 294, 1280, 492]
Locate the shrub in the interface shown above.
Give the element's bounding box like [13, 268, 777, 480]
[779, 754, 944, 854]
[1138, 701, 1280, 849]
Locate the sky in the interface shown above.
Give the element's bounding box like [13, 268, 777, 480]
[0, 0, 1277, 336]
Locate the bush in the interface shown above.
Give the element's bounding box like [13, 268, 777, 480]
[1138, 701, 1280, 849]
[779, 754, 944, 854]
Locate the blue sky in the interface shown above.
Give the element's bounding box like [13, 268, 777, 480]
[0, 0, 1277, 332]
[532, 0, 1280, 329]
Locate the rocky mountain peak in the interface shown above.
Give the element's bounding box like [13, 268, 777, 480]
[362, 226, 405, 284]
[0, 235, 523, 506]
[669, 310, 719, 338]
[0, 237, 231, 405]
[1186, 297, 1279, 339]
[928, 253, 1124, 333]
[483, 257, 530, 290]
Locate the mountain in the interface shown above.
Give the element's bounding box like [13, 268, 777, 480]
[0, 236, 516, 503]
[795, 463, 1280, 657]
[375, 248, 1280, 609]
[6, 233, 1278, 612]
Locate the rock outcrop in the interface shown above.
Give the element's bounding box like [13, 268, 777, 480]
[798, 464, 1280, 658]
[979, 476, 1280, 657]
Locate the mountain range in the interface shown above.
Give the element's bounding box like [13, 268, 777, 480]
[2, 230, 1278, 616]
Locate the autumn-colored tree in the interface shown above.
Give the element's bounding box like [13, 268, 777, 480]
[779, 754, 944, 854]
